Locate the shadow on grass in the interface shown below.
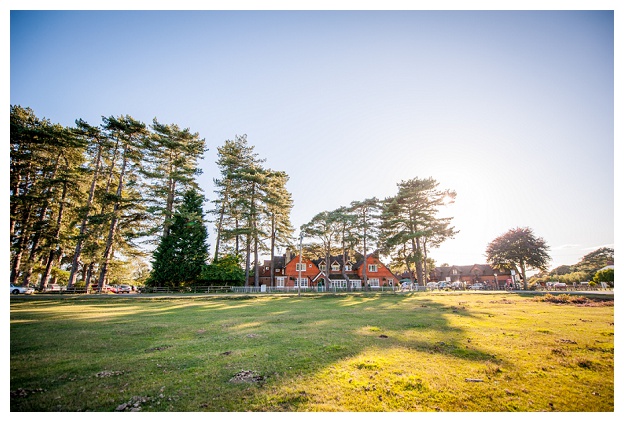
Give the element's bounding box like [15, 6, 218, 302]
[10, 293, 511, 411]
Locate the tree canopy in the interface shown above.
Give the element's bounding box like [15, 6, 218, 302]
[147, 189, 209, 287]
[486, 227, 551, 290]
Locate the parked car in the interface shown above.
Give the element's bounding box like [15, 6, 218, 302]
[469, 283, 484, 290]
[117, 285, 132, 293]
[45, 284, 66, 292]
[438, 281, 449, 289]
[426, 282, 438, 289]
[10, 283, 34, 295]
[450, 281, 464, 290]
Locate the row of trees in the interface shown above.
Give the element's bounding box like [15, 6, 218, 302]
[10, 105, 206, 290]
[528, 247, 614, 287]
[299, 177, 457, 289]
[210, 134, 294, 287]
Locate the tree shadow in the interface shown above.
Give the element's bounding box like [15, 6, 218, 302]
[10, 293, 515, 411]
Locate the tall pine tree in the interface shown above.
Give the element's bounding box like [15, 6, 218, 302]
[148, 189, 209, 287]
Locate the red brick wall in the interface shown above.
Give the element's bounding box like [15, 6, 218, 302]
[282, 255, 320, 287]
[357, 256, 399, 286]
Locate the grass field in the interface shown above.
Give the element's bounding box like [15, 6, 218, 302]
[10, 292, 614, 412]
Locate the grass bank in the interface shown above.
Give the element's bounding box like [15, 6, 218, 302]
[10, 292, 614, 411]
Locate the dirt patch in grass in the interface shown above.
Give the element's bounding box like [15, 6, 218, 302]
[534, 294, 613, 306]
[229, 370, 265, 384]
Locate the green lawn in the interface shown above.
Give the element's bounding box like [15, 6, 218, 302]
[10, 292, 614, 411]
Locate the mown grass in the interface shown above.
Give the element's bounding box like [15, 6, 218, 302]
[10, 292, 614, 412]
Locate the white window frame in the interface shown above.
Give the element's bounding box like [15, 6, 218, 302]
[296, 263, 306, 271]
[276, 277, 285, 288]
[331, 262, 340, 271]
[369, 278, 380, 288]
[350, 280, 362, 289]
[368, 264, 378, 272]
[295, 278, 308, 288]
[319, 263, 327, 271]
[344, 264, 352, 271]
[330, 280, 347, 288]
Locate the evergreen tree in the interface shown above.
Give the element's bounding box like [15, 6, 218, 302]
[211, 135, 263, 260]
[350, 198, 382, 291]
[380, 177, 457, 285]
[264, 170, 295, 286]
[144, 119, 206, 239]
[148, 189, 209, 287]
[96, 115, 150, 290]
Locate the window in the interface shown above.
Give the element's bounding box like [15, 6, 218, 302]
[296, 263, 306, 271]
[344, 264, 352, 271]
[276, 277, 285, 288]
[319, 264, 326, 271]
[350, 280, 362, 289]
[369, 278, 380, 288]
[368, 264, 378, 272]
[295, 278, 308, 288]
[331, 262, 340, 271]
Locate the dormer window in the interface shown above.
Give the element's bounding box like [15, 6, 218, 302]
[345, 264, 352, 271]
[331, 262, 340, 271]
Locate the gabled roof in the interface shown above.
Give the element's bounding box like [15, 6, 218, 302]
[352, 253, 381, 270]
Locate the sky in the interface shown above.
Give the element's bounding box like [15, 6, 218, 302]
[5, 1, 619, 272]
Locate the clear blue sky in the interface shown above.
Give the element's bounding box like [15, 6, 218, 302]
[7, 4, 617, 271]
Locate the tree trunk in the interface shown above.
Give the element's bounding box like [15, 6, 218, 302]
[23, 156, 62, 286]
[213, 186, 230, 262]
[40, 179, 68, 289]
[97, 147, 128, 291]
[244, 234, 251, 287]
[423, 238, 428, 284]
[342, 246, 351, 292]
[10, 203, 33, 285]
[68, 143, 103, 287]
[362, 227, 368, 291]
[254, 236, 260, 288]
[415, 236, 424, 285]
[163, 171, 176, 239]
[520, 261, 528, 290]
[270, 214, 276, 287]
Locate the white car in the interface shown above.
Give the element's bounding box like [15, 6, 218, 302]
[469, 283, 484, 290]
[10, 283, 34, 295]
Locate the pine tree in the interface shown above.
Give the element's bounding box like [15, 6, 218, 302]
[380, 177, 456, 285]
[148, 189, 209, 287]
[211, 135, 263, 261]
[264, 170, 294, 286]
[144, 119, 206, 239]
[96, 115, 150, 290]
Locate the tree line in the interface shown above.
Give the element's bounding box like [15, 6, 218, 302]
[11, 105, 461, 291]
[10, 105, 205, 291]
[206, 136, 459, 289]
[299, 177, 458, 289]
